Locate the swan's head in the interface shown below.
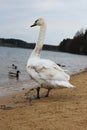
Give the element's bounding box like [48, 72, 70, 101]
[30, 18, 46, 27]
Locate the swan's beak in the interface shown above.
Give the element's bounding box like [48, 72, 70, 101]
[30, 23, 37, 27]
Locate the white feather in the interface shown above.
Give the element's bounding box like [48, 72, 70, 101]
[27, 18, 75, 90]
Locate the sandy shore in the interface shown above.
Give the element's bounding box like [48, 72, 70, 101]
[0, 71, 87, 130]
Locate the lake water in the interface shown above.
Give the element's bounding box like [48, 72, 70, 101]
[0, 47, 87, 96]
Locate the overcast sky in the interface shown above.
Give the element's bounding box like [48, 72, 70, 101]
[0, 0, 87, 45]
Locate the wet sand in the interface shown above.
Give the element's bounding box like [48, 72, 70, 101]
[0, 71, 87, 130]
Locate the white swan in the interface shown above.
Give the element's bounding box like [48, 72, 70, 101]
[27, 18, 74, 99]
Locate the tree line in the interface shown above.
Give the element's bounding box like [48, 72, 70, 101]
[0, 38, 58, 51]
[0, 28, 87, 55]
[58, 29, 87, 55]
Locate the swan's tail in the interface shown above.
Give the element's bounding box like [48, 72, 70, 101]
[55, 81, 75, 88]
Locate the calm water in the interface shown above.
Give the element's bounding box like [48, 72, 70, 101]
[0, 47, 87, 96]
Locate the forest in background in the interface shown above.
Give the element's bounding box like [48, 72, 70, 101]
[58, 29, 87, 55]
[0, 38, 58, 51]
[0, 28, 87, 55]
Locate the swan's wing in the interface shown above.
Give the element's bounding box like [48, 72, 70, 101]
[35, 65, 69, 81]
[27, 58, 70, 82]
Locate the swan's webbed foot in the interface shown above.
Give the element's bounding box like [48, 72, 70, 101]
[44, 88, 52, 97]
[25, 88, 51, 104]
[36, 95, 40, 99]
[32, 88, 51, 99]
[44, 93, 49, 97]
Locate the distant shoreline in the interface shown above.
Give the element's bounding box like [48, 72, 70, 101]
[0, 37, 87, 55]
[0, 38, 59, 51]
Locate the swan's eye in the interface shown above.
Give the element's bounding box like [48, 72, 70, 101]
[35, 20, 38, 24]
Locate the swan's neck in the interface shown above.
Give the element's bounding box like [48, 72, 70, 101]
[30, 24, 46, 58]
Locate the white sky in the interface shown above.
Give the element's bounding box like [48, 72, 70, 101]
[0, 0, 87, 45]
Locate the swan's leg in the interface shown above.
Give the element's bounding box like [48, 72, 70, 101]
[45, 88, 52, 97]
[36, 87, 40, 99]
